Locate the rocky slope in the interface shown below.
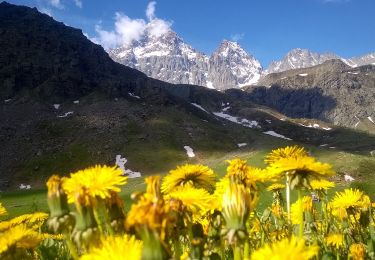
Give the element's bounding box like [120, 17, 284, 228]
[243, 59, 375, 127]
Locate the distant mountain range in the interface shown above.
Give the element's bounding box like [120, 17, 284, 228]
[108, 29, 375, 90]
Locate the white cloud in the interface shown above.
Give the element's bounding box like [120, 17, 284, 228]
[147, 18, 172, 37]
[114, 13, 147, 45]
[93, 25, 119, 48]
[146, 1, 156, 21]
[92, 1, 172, 49]
[74, 0, 82, 8]
[231, 33, 245, 42]
[48, 0, 63, 9]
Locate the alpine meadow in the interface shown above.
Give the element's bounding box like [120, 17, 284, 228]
[1, 1, 375, 259]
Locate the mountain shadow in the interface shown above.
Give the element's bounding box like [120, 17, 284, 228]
[226, 85, 337, 122]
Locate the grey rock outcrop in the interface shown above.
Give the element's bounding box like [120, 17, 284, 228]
[109, 31, 209, 87]
[207, 40, 262, 90]
[246, 59, 375, 127]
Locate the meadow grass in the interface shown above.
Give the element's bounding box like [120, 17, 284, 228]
[2, 144, 372, 219]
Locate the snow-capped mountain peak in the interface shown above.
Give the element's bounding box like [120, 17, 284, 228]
[109, 33, 261, 90]
[208, 40, 262, 88]
[343, 52, 375, 68]
[266, 48, 339, 74]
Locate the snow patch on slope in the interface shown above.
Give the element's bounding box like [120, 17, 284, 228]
[184, 146, 195, 158]
[213, 111, 260, 129]
[298, 123, 331, 131]
[57, 111, 74, 118]
[191, 103, 209, 113]
[263, 131, 292, 140]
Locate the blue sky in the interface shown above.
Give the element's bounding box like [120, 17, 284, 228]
[6, 0, 375, 67]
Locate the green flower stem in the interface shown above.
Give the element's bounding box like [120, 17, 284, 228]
[64, 232, 79, 260]
[286, 175, 291, 221]
[244, 240, 250, 260]
[298, 189, 304, 240]
[233, 244, 242, 260]
[93, 206, 104, 235]
[101, 205, 114, 236]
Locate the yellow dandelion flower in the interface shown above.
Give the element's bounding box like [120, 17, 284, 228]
[328, 202, 348, 220]
[310, 179, 335, 190]
[269, 230, 288, 242]
[126, 176, 172, 241]
[63, 165, 127, 206]
[212, 177, 229, 211]
[47, 175, 66, 197]
[0, 203, 7, 217]
[0, 212, 49, 232]
[330, 189, 369, 211]
[326, 234, 344, 249]
[180, 251, 189, 260]
[271, 203, 284, 218]
[291, 196, 313, 225]
[167, 186, 215, 220]
[195, 216, 210, 235]
[249, 217, 261, 234]
[350, 243, 365, 260]
[246, 166, 279, 187]
[41, 233, 65, 240]
[222, 179, 257, 232]
[361, 195, 371, 210]
[80, 235, 143, 260]
[251, 237, 318, 260]
[265, 145, 308, 165]
[267, 183, 286, 192]
[226, 158, 249, 180]
[144, 176, 162, 201]
[0, 224, 43, 255]
[161, 164, 216, 193]
[126, 197, 171, 240]
[267, 156, 335, 179]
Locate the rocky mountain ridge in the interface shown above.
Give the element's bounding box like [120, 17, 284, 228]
[267, 48, 375, 74]
[108, 32, 263, 90]
[109, 29, 375, 90]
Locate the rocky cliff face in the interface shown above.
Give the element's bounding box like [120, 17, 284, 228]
[207, 40, 262, 89]
[108, 30, 209, 87]
[108, 32, 262, 90]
